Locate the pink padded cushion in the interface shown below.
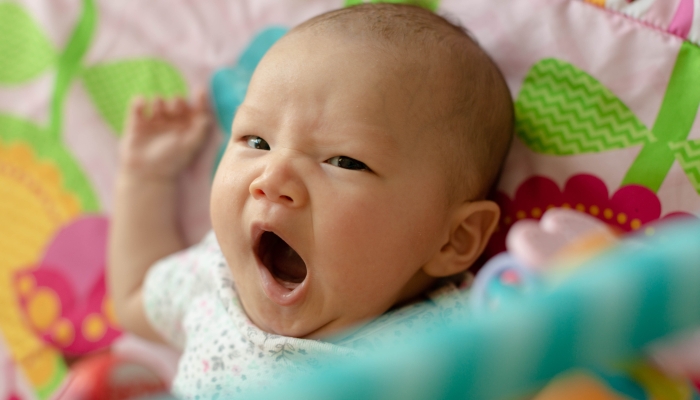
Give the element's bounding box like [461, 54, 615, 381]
[440, 0, 700, 254]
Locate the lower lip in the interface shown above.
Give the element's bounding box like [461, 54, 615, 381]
[256, 257, 308, 306]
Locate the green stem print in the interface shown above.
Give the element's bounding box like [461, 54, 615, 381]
[49, 0, 96, 142]
[0, 0, 188, 212]
[0, 0, 98, 212]
[622, 42, 700, 191]
[515, 41, 700, 195]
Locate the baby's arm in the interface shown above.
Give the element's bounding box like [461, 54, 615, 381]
[108, 94, 211, 342]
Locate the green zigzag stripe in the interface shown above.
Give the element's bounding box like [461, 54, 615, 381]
[669, 140, 700, 194]
[515, 58, 654, 155]
[344, 0, 439, 11]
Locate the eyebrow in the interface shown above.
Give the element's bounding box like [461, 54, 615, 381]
[234, 103, 400, 156]
[345, 125, 397, 150]
[231, 104, 274, 132]
[234, 104, 266, 123]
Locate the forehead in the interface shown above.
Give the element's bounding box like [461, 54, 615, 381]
[240, 31, 447, 147]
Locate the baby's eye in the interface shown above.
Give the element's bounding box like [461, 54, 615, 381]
[326, 156, 369, 171]
[245, 136, 270, 150]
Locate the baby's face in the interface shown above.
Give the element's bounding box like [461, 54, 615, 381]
[211, 31, 454, 338]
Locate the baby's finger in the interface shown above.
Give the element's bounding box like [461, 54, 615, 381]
[124, 96, 149, 136]
[172, 97, 188, 118]
[152, 98, 167, 120]
[129, 96, 147, 121]
[184, 113, 212, 150]
[164, 98, 181, 119]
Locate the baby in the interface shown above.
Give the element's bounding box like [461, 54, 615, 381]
[108, 3, 513, 397]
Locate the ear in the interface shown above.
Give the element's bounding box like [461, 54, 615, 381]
[422, 200, 500, 278]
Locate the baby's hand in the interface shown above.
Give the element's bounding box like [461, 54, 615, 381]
[120, 92, 212, 181]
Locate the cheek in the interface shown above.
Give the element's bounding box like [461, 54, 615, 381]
[210, 160, 253, 240]
[315, 190, 437, 291]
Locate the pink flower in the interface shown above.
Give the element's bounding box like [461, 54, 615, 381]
[13, 216, 122, 356]
[486, 174, 695, 257]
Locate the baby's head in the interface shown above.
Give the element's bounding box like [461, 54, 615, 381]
[211, 4, 513, 338]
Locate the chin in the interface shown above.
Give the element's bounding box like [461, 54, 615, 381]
[263, 317, 317, 338]
[241, 295, 313, 338]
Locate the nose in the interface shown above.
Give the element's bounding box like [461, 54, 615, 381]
[249, 153, 309, 208]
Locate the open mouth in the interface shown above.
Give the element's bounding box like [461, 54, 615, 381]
[256, 231, 307, 290]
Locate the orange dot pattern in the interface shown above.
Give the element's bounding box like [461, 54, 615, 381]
[15, 272, 116, 353]
[82, 314, 107, 341]
[53, 318, 74, 347]
[502, 203, 646, 232]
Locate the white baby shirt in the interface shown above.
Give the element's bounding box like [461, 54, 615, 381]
[143, 231, 470, 399]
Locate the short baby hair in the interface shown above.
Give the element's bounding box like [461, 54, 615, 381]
[294, 3, 514, 203]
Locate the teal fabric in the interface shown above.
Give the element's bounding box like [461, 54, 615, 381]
[238, 220, 700, 400]
[209, 27, 287, 172]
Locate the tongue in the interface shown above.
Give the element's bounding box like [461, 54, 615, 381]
[268, 236, 307, 288]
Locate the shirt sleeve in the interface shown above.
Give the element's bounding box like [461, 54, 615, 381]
[142, 230, 219, 349]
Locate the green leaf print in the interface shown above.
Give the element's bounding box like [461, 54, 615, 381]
[0, 2, 55, 84]
[669, 140, 700, 194]
[344, 0, 440, 11]
[81, 59, 188, 134]
[0, 113, 99, 211]
[515, 58, 654, 155]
